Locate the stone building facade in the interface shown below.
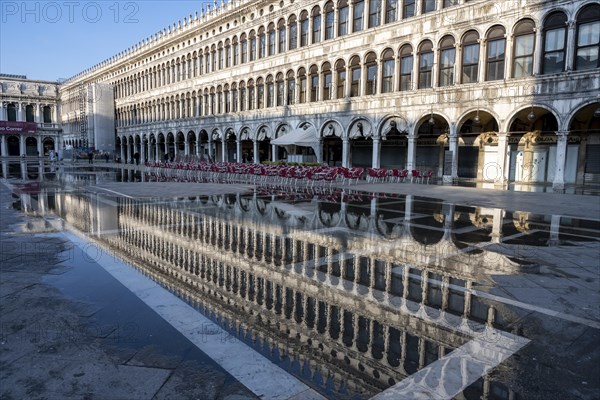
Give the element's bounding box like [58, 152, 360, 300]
[0, 74, 61, 157]
[54, 0, 600, 188]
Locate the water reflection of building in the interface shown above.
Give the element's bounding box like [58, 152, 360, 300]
[23, 188, 546, 399]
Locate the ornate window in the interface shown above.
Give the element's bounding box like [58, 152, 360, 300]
[365, 52, 378, 95]
[338, 0, 349, 36]
[381, 48, 395, 93]
[325, 2, 335, 40]
[403, 0, 415, 19]
[240, 81, 247, 111]
[278, 19, 286, 53]
[289, 15, 298, 50]
[461, 30, 479, 83]
[276, 73, 285, 106]
[369, 0, 381, 28]
[266, 75, 274, 107]
[386, 0, 397, 23]
[218, 43, 224, 70]
[268, 24, 276, 56]
[298, 68, 307, 103]
[486, 26, 506, 81]
[286, 70, 296, 105]
[241, 34, 248, 63]
[300, 11, 309, 47]
[259, 27, 266, 59]
[438, 35, 456, 86]
[310, 65, 319, 101]
[513, 19, 535, 78]
[350, 55, 361, 96]
[422, 0, 436, 14]
[248, 79, 255, 110]
[225, 85, 231, 113]
[225, 40, 231, 68]
[312, 6, 322, 44]
[232, 37, 239, 66]
[353, 0, 364, 33]
[418, 40, 433, 88]
[322, 62, 332, 100]
[542, 12, 567, 74]
[250, 30, 257, 61]
[232, 83, 239, 112]
[336, 59, 347, 98]
[575, 4, 600, 70]
[257, 78, 265, 109]
[399, 44, 413, 89]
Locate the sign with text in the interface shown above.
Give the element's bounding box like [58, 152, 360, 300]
[0, 121, 37, 134]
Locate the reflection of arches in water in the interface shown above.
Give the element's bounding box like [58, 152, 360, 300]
[345, 212, 367, 230]
[410, 223, 444, 245]
[224, 194, 237, 208]
[274, 207, 289, 219]
[199, 195, 210, 205]
[238, 196, 251, 212]
[256, 198, 268, 215]
[318, 202, 341, 226]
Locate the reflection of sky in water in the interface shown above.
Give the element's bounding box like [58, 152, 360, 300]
[7, 162, 600, 400]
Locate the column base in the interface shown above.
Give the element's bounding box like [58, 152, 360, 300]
[442, 175, 455, 184]
[552, 182, 565, 191]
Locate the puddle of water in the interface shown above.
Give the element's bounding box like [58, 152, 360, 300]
[5, 161, 600, 400]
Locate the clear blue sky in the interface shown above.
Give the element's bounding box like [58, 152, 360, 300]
[1, 1, 216, 82]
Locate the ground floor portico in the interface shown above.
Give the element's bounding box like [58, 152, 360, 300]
[0, 122, 61, 159]
[115, 100, 600, 190]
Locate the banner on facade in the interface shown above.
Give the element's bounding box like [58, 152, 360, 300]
[0, 121, 37, 133]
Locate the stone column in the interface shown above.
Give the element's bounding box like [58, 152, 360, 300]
[19, 135, 26, 156]
[120, 142, 126, 162]
[446, 133, 459, 182]
[406, 135, 416, 171]
[37, 136, 43, 157]
[0, 102, 7, 120]
[51, 105, 57, 124]
[253, 140, 259, 164]
[491, 208, 504, 244]
[221, 139, 226, 162]
[236, 139, 242, 163]
[1, 135, 8, 157]
[342, 138, 349, 168]
[494, 132, 510, 186]
[565, 21, 576, 71]
[552, 131, 568, 191]
[17, 103, 24, 121]
[372, 137, 381, 168]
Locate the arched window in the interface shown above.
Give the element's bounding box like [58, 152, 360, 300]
[241, 33, 248, 63]
[486, 26, 506, 81]
[278, 19, 286, 53]
[198, 52, 204, 75]
[369, 0, 381, 28]
[300, 11, 309, 47]
[225, 40, 231, 68]
[513, 19, 536, 77]
[575, 4, 600, 70]
[438, 35, 456, 86]
[322, 62, 333, 100]
[286, 70, 296, 105]
[249, 30, 257, 61]
[218, 42, 224, 70]
[338, 0, 349, 36]
[418, 40, 434, 88]
[224, 84, 231, 113]
[542, 12, 567, 74]
[403, 0, 415, 19]
[353, 0, 364, 33]
[312, 6, 322, 44]
[258, 27, 266, 59]
[216, 86, 222, 114]
[461, 30, 480, 83]
[232, 83, 239, 112]
[248, 79, 255, 110]
[289, 15, 298, 50]
[210, 88, 216, 115]
[310, 65, 319, 101]
[325, 2, 335, 40]
[276, 73, 285, 106]
[298, 68, 307, 103]
[211, 45, 217, 72]
[268, 23, 276, 56]
[257, 77, 265, 108]
[381, 48, 395, 93]
[232, 37, 239, 66]
[205, 47, 210, 73]
[422, 0, 436, 14]
[349, 55, 361, 96]
[335, 59, 347, 98]
[386, 0, 397, 23]
[400, 44, 413, 90]
[266, 75, 275, 107]
[240, 81, 247, 111]
[365, 52, 378, 95]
